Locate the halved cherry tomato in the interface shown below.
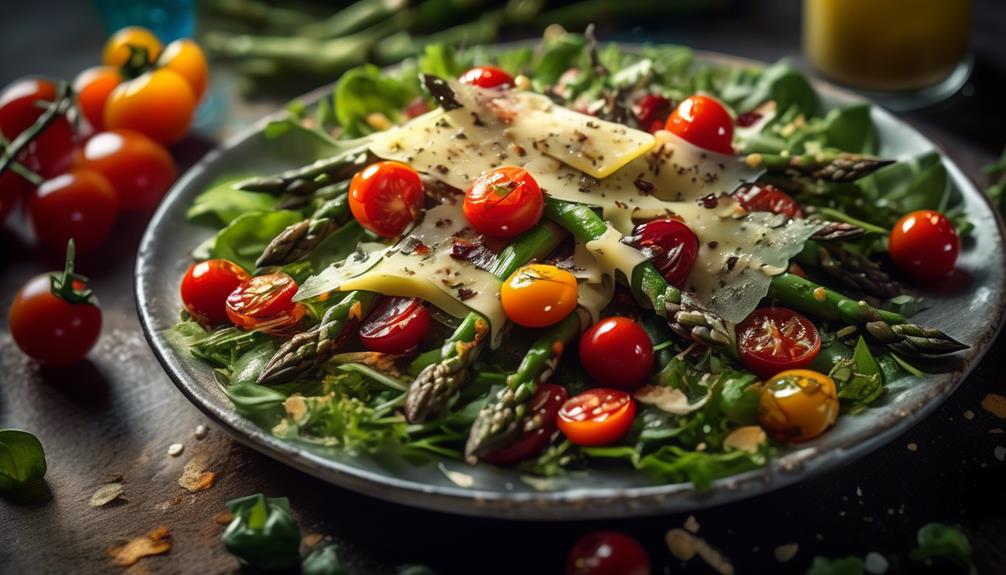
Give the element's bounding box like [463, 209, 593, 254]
[623, 219, 699, 288]
[75, 129, 177, 212]
[180, 259, 250, 326]
[634, 93, 672, 133]
[226, 272, 305, 333]
[1, 169, 32, 223]
[349, 161, 425, 238]
[578, 317, 654, 389]
[736, 307, 821, 378]
[9, 244, 102, 365]
[105, 67, 196, 145]
[482, 383, 569, 465]
[459, 66, 515, 89]
[158, 39, 209, 100]
[359, 297, 430, 354]
[501, 264, 578, 328]
[102, 26, 163, 67]
[735, 183, 804, 218]
[759, 369, 839, 442]
[888, 209, 959, 282]
[28, 169, 119, 254]
[73, 66, 121, 132]
[558, 388, 636, 446]
[463, 166, 543, 239]
[0, 77, 75, 178]
[566, 531, 651, 575]
[665, 94, 734, 155]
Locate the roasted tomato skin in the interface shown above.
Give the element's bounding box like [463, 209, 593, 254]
[758, 369, 839, 442]
[226, 272, 305, 333]
[888, 209, 960, 282]
[736, 307, 821, 379]
[735, 183, 804, 218]
[459, 66, 515, 89]
[482, 383, 569, 465]
[349, 161, 425, 238]
[359, 297, 431, 354]
[557, 388, 637, 446]
[180, 259, 250, 326]
[623, 219, 699, 288]
[500, 264, 578, 328]
[566, 531, 651, 575]
[578, 317, 654, 389]
[665, 94, 735, 155]
[463, 166, 544, 239]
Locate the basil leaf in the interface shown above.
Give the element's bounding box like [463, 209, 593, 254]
[333, 64, 415, 137]
[910, 523, 975, 573]
[302, 544, 349, 575]
[210, 210, 303, 272]
[0, 429, 47, 493]
[738, 61, 818, 119]
[222, 494, 301, 571]
[829, 337, 885, 413]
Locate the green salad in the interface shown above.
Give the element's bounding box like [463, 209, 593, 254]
[171, 29, 969, 489]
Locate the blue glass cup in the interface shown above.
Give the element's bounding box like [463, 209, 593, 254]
[91, 0, 195, 43]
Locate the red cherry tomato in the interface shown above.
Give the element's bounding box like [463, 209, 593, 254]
[8, 246, 102, 365]
[566, 531, 651, 575]
[558, 388, 636, 446]
[349, 161, 425, 238]
[665, 94, 734, 155]
[459, 66, 515, 89]
[75, 129, 177, 212]
[28, 169, 119, 254]
[623, 219, 699, 288]
[0, 78, 75, 178]
[578, 317, 654, 389]
[226, 272, 305, 333]
[735, 183, 804, 218]
[634, 94, 672, 133]
[463, 166, 544, 239]
[1, 169, 33, 223]
[737, 307, 821, 378]
[359, 297, 431, 354]
[73, 66, 121, 133]
[482, 383, 569, 465]
[180, 259, 250, 326]
[888, 209, 960, 282]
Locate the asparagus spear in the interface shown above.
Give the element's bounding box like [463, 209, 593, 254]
[256, 196, 352, 268]
[793, 240, 902, 299]
[235, 144, 372, 196]
[745, 151, 894, 182]
[543, 197, 733, 348]
[465, 311, 582, 460]
[767, 273, 966, 356]
[404, 220, 567, 422]
[257, 291, 379, 385]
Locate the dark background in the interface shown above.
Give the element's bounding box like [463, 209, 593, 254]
[2, 1, 1005, 573]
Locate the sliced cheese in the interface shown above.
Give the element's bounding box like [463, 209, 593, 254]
[584, 224, 650, 283]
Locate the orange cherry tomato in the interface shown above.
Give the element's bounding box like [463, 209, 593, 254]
[104, 68, 196, 145]
[28, 169, 119, 254]
[226, 272, 305, 333]
[758, 369, 839, 442]
[103, 26, 163, 67]
[348, 161, 425, 238]
[888, 209, 960, 282]
[75, 129, 177, 212]
[501, 264, 578, 328]
[180, 259, 250, 326]
[558, 388, 636, 446]
[463, 166, 543, 239]
[459, 66, 515, 89]
[158, 39, 209, 100]
[665, 94, 735, 155]
[736, 307, 821, 379]
[73, 66, 121, 133]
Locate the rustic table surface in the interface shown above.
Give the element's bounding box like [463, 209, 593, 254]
[2, 2, 1006, 574]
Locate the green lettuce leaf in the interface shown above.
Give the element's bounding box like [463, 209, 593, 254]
[333, 64, 416, 137]
[186, 177, 277, 227]
[210, 210, 303, 272]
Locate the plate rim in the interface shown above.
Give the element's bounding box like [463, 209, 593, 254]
[135, 45, 1006, 520]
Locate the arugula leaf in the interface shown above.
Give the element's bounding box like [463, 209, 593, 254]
[306, 220, 367, 271]
[186, 177, 277, 227]
[0, 430, 47, 493]
[737, 61, 819, 119]
[168, 321, 268, 370]
[829, 337, 885, 413]
[530, 33, 587, 87]
[302, 544, 348, 575]
[210, 210, 303, 272]
[910, 523, 976, 573]
[333, 64, 416, 137]
[222, 494, 302, 570]
[418, 44, 463, 79]
[225, 383, 289, 429]
[274, 390, 407, 454]
[230, 341, 278, 386]
[584, 444, 767, 491]
[805, 556, 865, 575]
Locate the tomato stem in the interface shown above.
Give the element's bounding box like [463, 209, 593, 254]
[0, 82, 74, 177]
[49, 240, 96, 305]
[121, 44, 156, 80]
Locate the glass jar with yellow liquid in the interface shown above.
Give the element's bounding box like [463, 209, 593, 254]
[804, 0, 973, 106]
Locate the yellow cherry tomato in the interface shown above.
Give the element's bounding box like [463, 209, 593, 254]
[158, 39, 209, 100]
[501, 264, 578, 327]
[102, 26, 163, 68]
[104, 68, 196, 145]
[758, 369, 839, 442]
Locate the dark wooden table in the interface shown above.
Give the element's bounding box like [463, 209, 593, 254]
[3, 2, 1006, 573]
